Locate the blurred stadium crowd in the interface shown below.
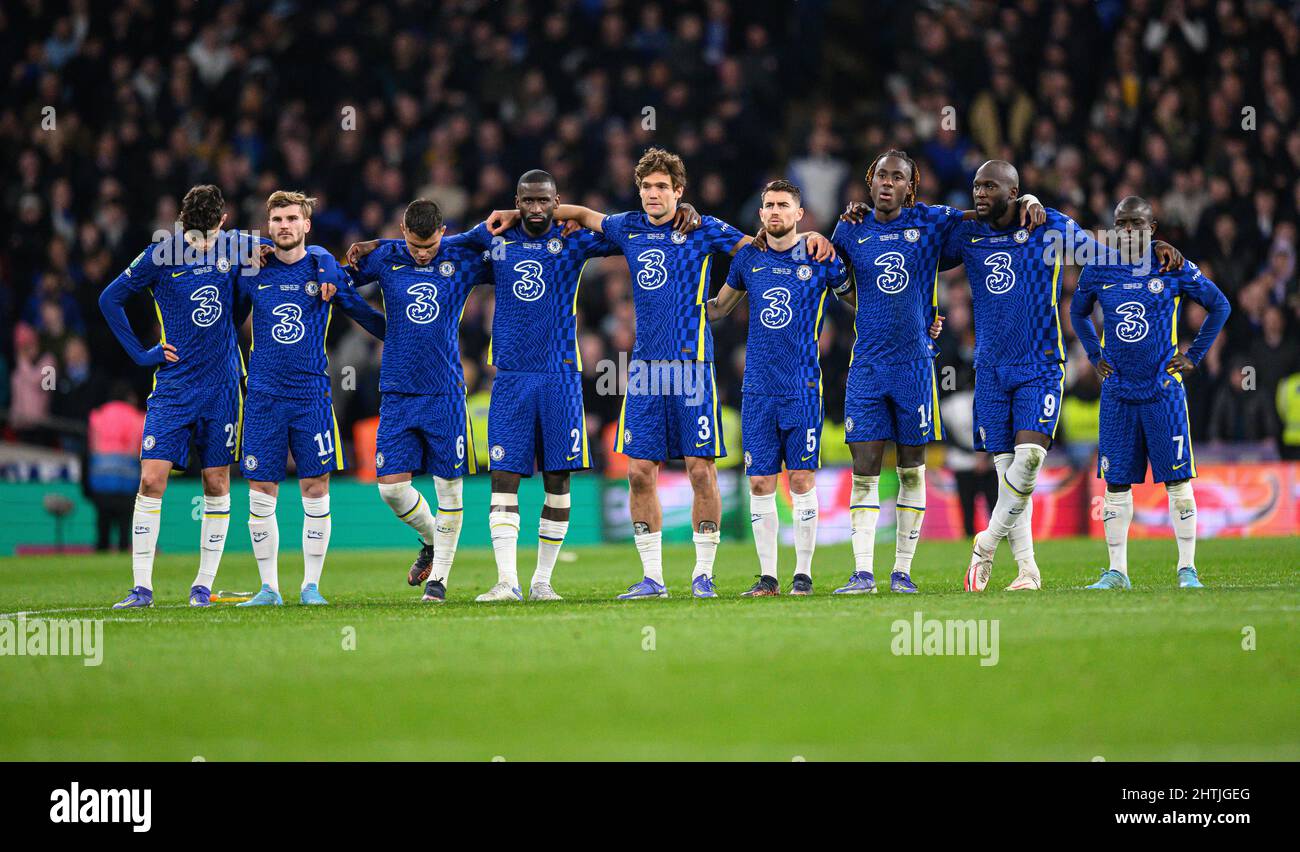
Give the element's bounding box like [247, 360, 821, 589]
[2, 0, 1298, 479]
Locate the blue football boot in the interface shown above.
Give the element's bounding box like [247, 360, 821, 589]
[617, 577, 669, 600]
[1086, 569, 1131, 589]
[236, 584, 284, 607]
[833, 571, 877, 595]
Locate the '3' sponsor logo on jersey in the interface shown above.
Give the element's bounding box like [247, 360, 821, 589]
[758, 287, 793, 329]
[983, 252, 1016, 294]
[190, 285, 223, 327]
[271, 303, 305, 344]
[512, 260, 546, 301]
[405, 282, 440, 324]
[873, 251, 909, 294]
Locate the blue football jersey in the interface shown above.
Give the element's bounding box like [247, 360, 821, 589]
[725, 241, 847, 396]
[100, 231, 257, 399]
[462, 222, 619, 372]
[1073, 257, 1230, 402]
[351, 236, 492, 394]
[601, 212, 746, 361]
[831, 202, 964, 366]
[240, 252, 351, 400]
[943, 207, 1080, 367]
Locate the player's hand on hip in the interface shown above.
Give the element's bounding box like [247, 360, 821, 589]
[929, 314, 945, 339]
[1153, 240, 1183, 272]
[161, 343, 179, 363]
[673, 203, 702, 234]
[345, 240, 379, 267]
[486, 209, 520, 235]
[805, 232, 836, 262]
[1096, 358, 1114, 380]
[840, 201, 869, 224]
[1166, 352, 1195, 376]
[319, 281, 337, 302]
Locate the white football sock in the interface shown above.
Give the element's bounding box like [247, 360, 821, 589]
[1167, 480, 1197, 569]
[692, 528, 720, 580]
[987, 443, 1046, 542]
[750, 490, 779, 580]
[131, 494, 162, 590]
[994, 452, 1039, 574]
[301, 494, 331, 589]
[634, 529, 664, 585]
[533, 519, 567, 586]
[194, 494, 230, 589]
[791, 486, 818, 578]
[532, 491, 570, 587]
[489, 492, 521, 587]
[432, 476, 464, 584]
[378, 480, 437, 545]
[850, 474, 880, 574]
[1103, 489, 1133, 575]
[248, 490, 279, 592]
[894, 466, 925, 574]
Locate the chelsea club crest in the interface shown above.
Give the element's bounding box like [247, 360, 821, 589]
[671, 231, 687, 244]
[547, 238, 563, 254]
[305, 281, 320, 296]
[1147, 278, 1164, 293]
[797, 265, 813, 281]
[439, 261, 455, 277]
[217, 257, 231, 273]
[904, 228, 920, 242]
[1013, 228, 1029, 243]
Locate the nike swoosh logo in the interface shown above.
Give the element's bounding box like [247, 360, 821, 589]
[970, 237, 987, 243]
[566, 454, 579, 461]
[1103, 283, 1119, 289]
[695, 441, 711, 448]
[391, 264, 407, 270]
[751, 267, 767, 273]
[801, 454, 814, 461]
[172, 271, 186, 277]
[627, 234, 642, 239]
[1172, 463, 1186, 470]
[258, 283, 273, 289]
[1039, 417, 1054, 423]
[857, 236, 872, 244]
[453, 461, 464, 469]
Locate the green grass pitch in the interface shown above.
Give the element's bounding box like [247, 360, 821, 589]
[1, 536, 1296, 761]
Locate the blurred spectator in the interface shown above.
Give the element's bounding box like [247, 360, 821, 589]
[9, 323, 56, 441]
[1207, 358, 1280, 443]
[83, 381, 145, 552]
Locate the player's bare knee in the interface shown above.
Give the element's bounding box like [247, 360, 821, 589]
[200, 466, 230, 497]
[627, 461, 657, 494]
[897, 444, 926, 470]
[138, 472, 167, 499]
[788, 470, 815, 494]
[300, 476, 328, 499]
[749, 475, 778, 496]
[685, 458, 716, 492]
[542, 471, 570, 495]
[849, 442, 883, 476]
[491, 471, 521, 494]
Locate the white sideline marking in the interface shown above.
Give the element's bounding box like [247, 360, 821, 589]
[0, 604, 190, 619]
